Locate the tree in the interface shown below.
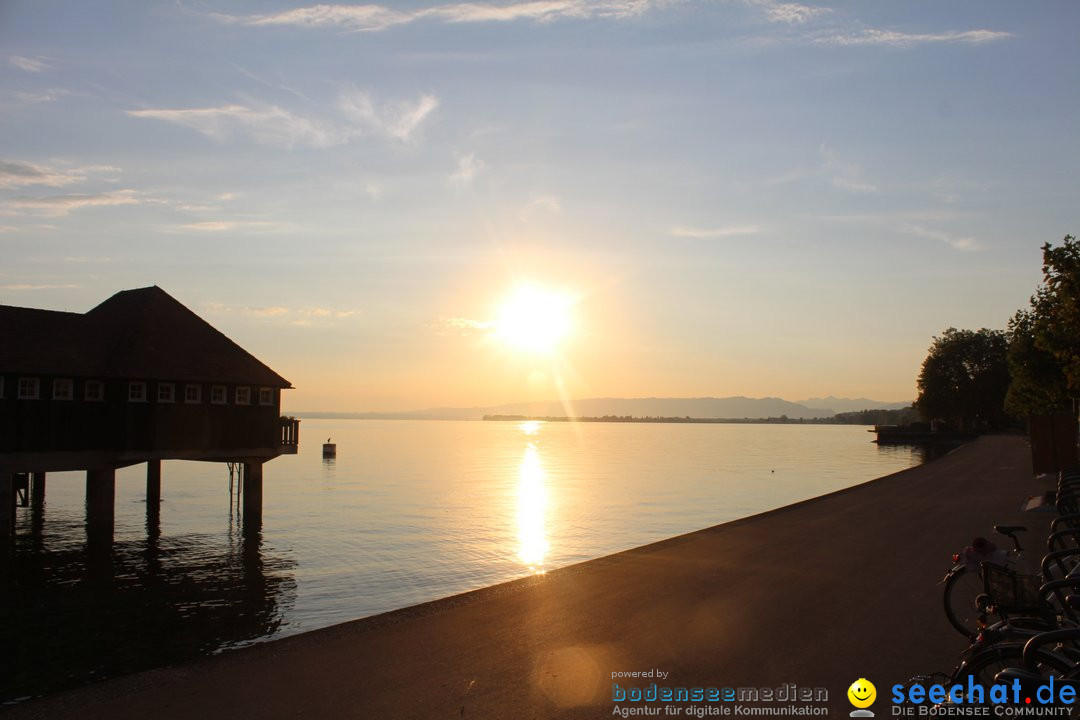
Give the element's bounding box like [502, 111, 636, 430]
[1004, 308, 1069, 417]
[1031, 235, 1080, 397]
[914, 327, 1010, 430]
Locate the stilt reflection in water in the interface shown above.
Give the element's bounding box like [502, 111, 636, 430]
[0, 510, 296, 704]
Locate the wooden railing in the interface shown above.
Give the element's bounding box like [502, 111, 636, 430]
[279, 416, 300, 453]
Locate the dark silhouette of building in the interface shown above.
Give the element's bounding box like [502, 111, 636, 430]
[0, 286, 299, 538]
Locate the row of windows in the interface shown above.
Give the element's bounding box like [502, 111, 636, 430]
[0, 377, 275, 406]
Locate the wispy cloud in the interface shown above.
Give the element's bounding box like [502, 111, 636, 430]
[820, 144, 877, 194]
[169, 220, 285, 233]
[740, 1, 1010, 49]
[442, 317, 494, 331]
[221, 1, 660, 32]
[817, 28, 1011, 48]
[0, 159, 119, 190]
[337, 87, 439, 141]
[129, 89, 438, 148]
[906, 224, 981, 251]
[9, 89, 70, 106]
[451, 152, 485, 182]
[9, 55, 51, 73]
[519, 195, 562, 221]
[747, 0, 828, 25]
[128, 104, 340, 148]
[202, 302, 360, 325]
[8, 189, 141, 216]
[0, 283, 80, 290]
[669, 224, 761, 238]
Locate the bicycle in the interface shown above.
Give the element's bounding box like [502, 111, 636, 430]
[943, 525, 1029, 640]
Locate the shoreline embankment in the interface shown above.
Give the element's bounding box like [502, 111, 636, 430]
[5, 434, 1046, 718]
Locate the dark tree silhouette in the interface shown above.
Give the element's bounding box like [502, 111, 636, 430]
[1005, 308, 1069, 416]
[914, 327, 1010, 431]
[1031, 235, 1080, 396]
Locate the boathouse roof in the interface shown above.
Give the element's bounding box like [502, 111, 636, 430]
[0, 286, 292, 388]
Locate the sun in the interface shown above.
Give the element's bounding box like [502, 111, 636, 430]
[495, 285, 575, 354]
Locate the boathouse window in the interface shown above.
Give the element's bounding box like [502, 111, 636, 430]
[185, 384, 201, 404]
[18, 377, 39, 400]
[157, 383, 175, 403]
[258, 387, 273, 406]
[236, 386, 251, 405]
[211, 385, 226, 404]
[53, 378, 74, 401]
[128, 381, 147, 402]
[85, 380, 104, 401]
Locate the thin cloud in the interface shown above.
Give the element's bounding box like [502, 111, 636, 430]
[10, 89, 70, 106]
[0, 283, 80, 290]
[362, 181, 383, 200]
[128, 104, 341, 148]
[831, 176, 877, 193]
[451, 152, 485, 182]
[747, 1, 828, 25]
[818, 28, 1011, 48]
[56, 256, 115, 263]
[222, 1, 660, 32]
[203, 303, 288, 318]
[336, 87, 439, 141]
[820, 144, 878, 194]
[906, 224, 981, 251]
[202, 302, 360, 324]
[519, 195, 562, 221]
[9, 55, 51, 73]
[739, 2, 1010, 49]
[170, 220, 284, 233]
[130, 89, 438, 148]
[0, 159, 113, 190]
[441, 317, 495, 334]
[669, 224, 761, 238]
[8, 189, 141, 216]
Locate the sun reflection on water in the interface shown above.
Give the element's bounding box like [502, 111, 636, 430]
[517, 442, 550, 573]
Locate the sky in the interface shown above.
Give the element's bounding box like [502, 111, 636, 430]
[1, 1, 1077, 412]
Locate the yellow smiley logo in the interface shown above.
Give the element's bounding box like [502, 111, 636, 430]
[847, 678, 876, 709]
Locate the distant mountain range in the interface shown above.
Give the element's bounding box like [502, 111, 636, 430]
[797, 396, 913, 414]
[295, 395, 912, 421]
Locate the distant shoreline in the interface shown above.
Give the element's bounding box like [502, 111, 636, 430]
[289, 399, 916, 425]
[289, 412, 888, 425]
[481, 414, 860, 425]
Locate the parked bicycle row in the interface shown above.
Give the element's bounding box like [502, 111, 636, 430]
[909, 468, 1080, 703]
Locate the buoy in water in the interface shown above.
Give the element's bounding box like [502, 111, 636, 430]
[323, 437, 337, 458]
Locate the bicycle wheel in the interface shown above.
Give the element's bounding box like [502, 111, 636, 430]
[956, 643, 1074, 691]
[944, 565, 984, 638]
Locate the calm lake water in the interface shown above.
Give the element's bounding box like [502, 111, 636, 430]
[0, 419, 927, 702]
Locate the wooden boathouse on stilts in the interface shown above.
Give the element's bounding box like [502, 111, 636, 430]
[0, 286, 299, 542]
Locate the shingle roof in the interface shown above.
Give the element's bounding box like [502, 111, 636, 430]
[0, 286, 292, 388]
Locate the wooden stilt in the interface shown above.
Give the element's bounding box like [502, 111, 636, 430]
[242, 461, 263, 533]
[146, 459, 161, 507]
[86, 468, 116, 542]
[31, 472, 45, 506]
[0, 474, 14, 537]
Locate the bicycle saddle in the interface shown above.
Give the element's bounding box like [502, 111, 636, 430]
[994, 525, 1027, 535]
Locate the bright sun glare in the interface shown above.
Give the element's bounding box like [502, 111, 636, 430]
[495, 285, 574, 354]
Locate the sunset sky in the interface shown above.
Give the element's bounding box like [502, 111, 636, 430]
[1, 1, 1077, 412]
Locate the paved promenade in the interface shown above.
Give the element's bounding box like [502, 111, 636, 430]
[9, 435, 1045, 718]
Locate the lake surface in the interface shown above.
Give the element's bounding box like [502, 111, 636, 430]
[0, 419, 927, 702]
